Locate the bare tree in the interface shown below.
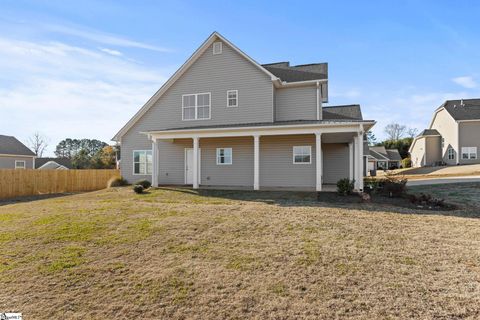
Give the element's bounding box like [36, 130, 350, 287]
[384, 123, 407, 141]
[28, 132, 49, 157]
[407, 127, 418, 138]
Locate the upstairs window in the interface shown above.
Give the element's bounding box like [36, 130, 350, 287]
[213, 42, 222, 55]
[227, 90, 238, 107]
[15, 160, 26, 169]
[182, 93, 211, 120]
[461, 147, 477, 160]
[133, 150, 152, 175]
[447, 147, 455, 160]
[293, 146, 311, 164]
[216, 148, 232, 165]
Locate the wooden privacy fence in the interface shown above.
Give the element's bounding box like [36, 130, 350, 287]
[0, 169, 121, 199]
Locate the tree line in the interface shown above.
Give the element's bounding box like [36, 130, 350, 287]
[367, 123, 417, 159]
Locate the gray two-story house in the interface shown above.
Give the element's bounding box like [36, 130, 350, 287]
[0, 134, 36, 169]
[113, 32, 375, 191]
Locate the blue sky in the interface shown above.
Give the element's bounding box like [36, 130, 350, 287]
[1, 0, 479, 155]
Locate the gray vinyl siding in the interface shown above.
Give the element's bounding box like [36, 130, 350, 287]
[200, 137, 254, 186]
[0, 156, 34, 169]
[322, 143, 349, 184]
[431, 109, 457, 165]
[120, 39, 274, 182]
[259, 135, 316, 188]
[459, 122, 480, 164]
[275, 86, 317, 121]
[158, 139, 192, 185]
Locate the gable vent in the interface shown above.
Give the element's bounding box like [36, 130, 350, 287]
[213, 41, 222, 55]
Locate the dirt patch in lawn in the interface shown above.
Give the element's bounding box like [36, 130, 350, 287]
[1, 187, 480, 319]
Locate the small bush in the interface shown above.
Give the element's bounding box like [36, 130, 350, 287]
[383, 175, 407, 197]
[107, 176, 128, 188]
[337, 178, 355, 196]
[408, 193, 450, 208]
[364, 178, 382, 194]
[133, 185, 144, 194]
[402, 157, 412, 168]
[134, 179, 151, 189]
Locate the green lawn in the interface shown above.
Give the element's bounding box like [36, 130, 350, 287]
[1, 187, 480, 319]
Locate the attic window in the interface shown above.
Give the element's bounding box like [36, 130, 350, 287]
[213, 42, 222, 55]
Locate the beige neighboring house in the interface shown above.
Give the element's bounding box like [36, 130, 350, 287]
[0, 134, 36, 169]
[410, 99, 480, 167]
[113, 32, 376, 191]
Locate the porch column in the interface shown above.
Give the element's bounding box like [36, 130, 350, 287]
[152, 138, 158, 187]
[356, 131, 364, 191]
[348, 142, 354, 181]
[253, 135, 260, 190]
[353, 136, 359, 190]
[193, 136, 199, 189]
[315, 132, 322, 191]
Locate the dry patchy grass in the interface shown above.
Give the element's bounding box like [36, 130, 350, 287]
[1, 187, 480, 319]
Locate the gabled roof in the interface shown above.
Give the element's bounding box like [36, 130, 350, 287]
[441, 99, 480, 120]
[386, 149, 402, 161]
[369, 146, 401, 161]
[37, 161, 69, 170]
[262, 62, 328, 82]
[418, 129, 440, 137]
[0, 135, 35, 156]
[112, 32, 280, 142]
[35, 158, 72, 169]
[322, 105, 362, 120]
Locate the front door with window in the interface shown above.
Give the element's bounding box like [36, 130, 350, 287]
[185, 148, 201, 184]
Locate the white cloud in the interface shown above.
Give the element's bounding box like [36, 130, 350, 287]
[0, 37, 168, 156]
[100, 48, 123, 56]
[452, 76, 477, 89]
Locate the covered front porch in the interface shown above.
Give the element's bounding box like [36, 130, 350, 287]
[145, 122, 373, 192]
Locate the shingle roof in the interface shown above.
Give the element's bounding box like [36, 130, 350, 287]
[322, 105, 363, 120]
[418, 129, 440, 137]
[0, 135, 35, 156]
[386, 149, 402, 161]
[442, 99, 480, 120]
[35, 158, 72, 169]
[262, 62, 328, 82]
[369, 146, 402, 161]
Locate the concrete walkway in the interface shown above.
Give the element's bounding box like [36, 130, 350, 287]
[407, 175, 480, 186]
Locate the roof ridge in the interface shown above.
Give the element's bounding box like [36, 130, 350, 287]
[323, 104, 359, 108]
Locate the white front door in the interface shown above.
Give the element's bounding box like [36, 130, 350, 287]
[185, 148, 201, 185]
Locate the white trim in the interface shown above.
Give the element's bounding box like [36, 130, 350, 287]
[192, 138, 199, 188]
[315, 133, 322, 191]
[152, 140, 158, 186]
[253, 135, 260, 190]
[15, 160, 26, 169]
[447, 147, 455, 160]
[112, 32, 279, 141]
[216, 147, 233, 165]
[132, 150, 153, 176]
[37, 161, 69, 170]
[213, 41, 222, 55]
[316, 81, 320, 120]
[0, 153, 35, 158]
[226, 90, 238, 108]
[278, 79, 328, 88]
[182, 92, 211, 121]
[349, 142, 354, 180]
[461, 146, 477, 160]
[292, 146, 312, 164]
[184, 147, 201, 185]
[457, 119, 480, 123]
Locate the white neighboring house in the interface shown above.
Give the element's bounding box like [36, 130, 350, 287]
[0, 134, 35, 169]
[410, 99, 480, 167]
[35, 158, 72, 170]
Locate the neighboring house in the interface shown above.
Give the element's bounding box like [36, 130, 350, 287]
[410, 99, 480, 167]
[368, 146, 402, 170]
[0, 134, 35, 169]
[113, 32, 375, 191]
[35, 158, 72, 170]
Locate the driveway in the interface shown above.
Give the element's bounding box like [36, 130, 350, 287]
[407, 175, 480, 186]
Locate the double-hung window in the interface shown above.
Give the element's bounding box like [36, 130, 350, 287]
[227, 90, 238, 107]
[216, 148, 232, 165]
[293, 146, 312, 164]
[461, 147, 477, 160]
[447, 147, 455, 160]
[15, 160, 26, 169]
[133, 150, 152, 175]
[182, 93, 211, 120]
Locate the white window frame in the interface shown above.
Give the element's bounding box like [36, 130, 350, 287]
[447, 147, 455, 160]
[227, 90, 238, 108]
[133, 150, 153, 175]
[15, 160, 26, 169]
[213, 41, 222, 55]
[461, 147, 477, 160]
[182, 92, 211, 121]
[292, 146, 312, 164]
[216, 148, 232, 165]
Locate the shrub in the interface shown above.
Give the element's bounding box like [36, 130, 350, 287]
[383, 175, 407, 197]
[134, 179, 151, 189]
[364, 177, 381, 194]
[133, 185, 144, 194]
[408, 193, 450, 208]
[107, 176, 128, 188]
[402, 157, 412, 168]
[337, 178, 355, 196]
